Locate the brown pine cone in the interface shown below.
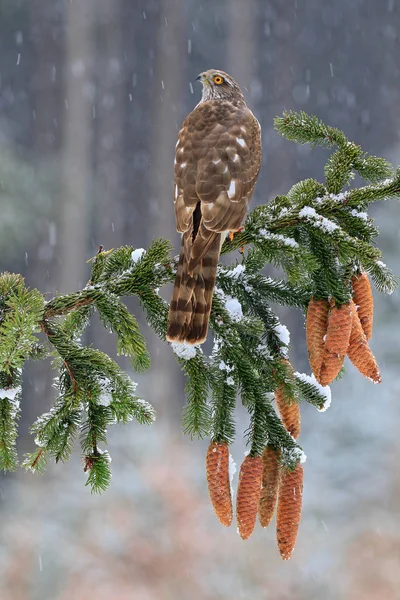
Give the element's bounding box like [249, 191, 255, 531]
[275, 359, 301, 439]
[347, 301, 381, 383]
[276, 463, 304, 560]
[306, 298, 329, 380]
[206, 442, 233, 527]
[236, 455, 263, 540]
[351, 272, 374, 340]
[319, 301, 353, 386]
[259, 446, 281, 528]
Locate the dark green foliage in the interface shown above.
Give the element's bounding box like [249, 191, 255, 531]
[181, 352, 211, 438]
[0, 111, 399, 489]
[294, 373, 330, 412]
[0, 389, 20, 471]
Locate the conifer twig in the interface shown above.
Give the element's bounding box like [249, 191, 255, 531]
[0, 110, 398, 504]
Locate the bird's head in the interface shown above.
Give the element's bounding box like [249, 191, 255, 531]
[196, 69, 244, 102]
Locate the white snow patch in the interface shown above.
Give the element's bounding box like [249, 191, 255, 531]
[226, 376, 235, 386]
[131, 248, 145, 263]
[225, 264, 245, 278]
[135, 398, 156, 422]
[0, 387, 21, 401]
[229, 453, 237, 496]
[212, 336, 222, 355]
[376, 260, 386, 268]
[284, 445, 307, 465]
[274, 323, 290, 347]
[225, 296, 243, 321]
[330, 191, 349, 203]
[350, 209, 368, 221]
[171, 341, 197, 360]
[256, 343, 272, 359]
[219, 361, 234, 373]
[34, 434, 46, 448]
[296, 448, 307, 463]
[299, 206, 339, 233]
[97, 448, 112, 463]
[258, 229, 298, 248]
[278, 207, 289, 217]
[299, 206, 318, 219]
[377, 177, 393, 187]
[214, 286, 226, 301]
[98, 390, 112, 406]
[96, 377, 114, 405]
[295, 372, 332, 412]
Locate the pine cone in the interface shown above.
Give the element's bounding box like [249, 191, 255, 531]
[276, 463, 304, 560]
[206, 442, 233, 527]
[319, 301, 353, 386]
[259, 446, 281, 528]
[275, 359, 301, 439]
[347, 301, 381, 383]
[306, 298, 329, 380]
[351, 272, 374, 340]
[236, 455, 263, 540]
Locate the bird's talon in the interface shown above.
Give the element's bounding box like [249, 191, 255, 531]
[228, 226, 245, 243]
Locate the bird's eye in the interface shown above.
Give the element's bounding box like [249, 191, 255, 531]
[213, 75, 224, 85]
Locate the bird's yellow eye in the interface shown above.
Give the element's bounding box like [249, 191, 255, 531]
[213, 75, 224, 85]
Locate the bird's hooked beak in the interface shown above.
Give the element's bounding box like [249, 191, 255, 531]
[196, 72, 210, 86]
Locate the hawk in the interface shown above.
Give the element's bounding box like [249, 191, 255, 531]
[166, 69, 262, 345]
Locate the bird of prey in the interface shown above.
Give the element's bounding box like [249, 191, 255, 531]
[166, 69, 262, 345]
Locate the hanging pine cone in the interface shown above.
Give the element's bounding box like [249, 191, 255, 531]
[236, 454, 263, 540]
[319, 301, 353, 386]
[206, 442, 233, 527]
[274, 358, 300, 439]
[351, 271, 374, 340]
[259, 446, 281, 528]
[276, 463, 304, 560]
[347, 300, 381, 383]
[306, 297, 329, 379]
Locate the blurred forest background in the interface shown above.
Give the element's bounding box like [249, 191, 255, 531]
[1, 1, 400, 599]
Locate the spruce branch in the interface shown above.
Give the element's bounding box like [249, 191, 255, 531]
[0, 110, 399, 492]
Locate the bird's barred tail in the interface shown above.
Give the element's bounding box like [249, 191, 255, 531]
[166, 233, 221, 345]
